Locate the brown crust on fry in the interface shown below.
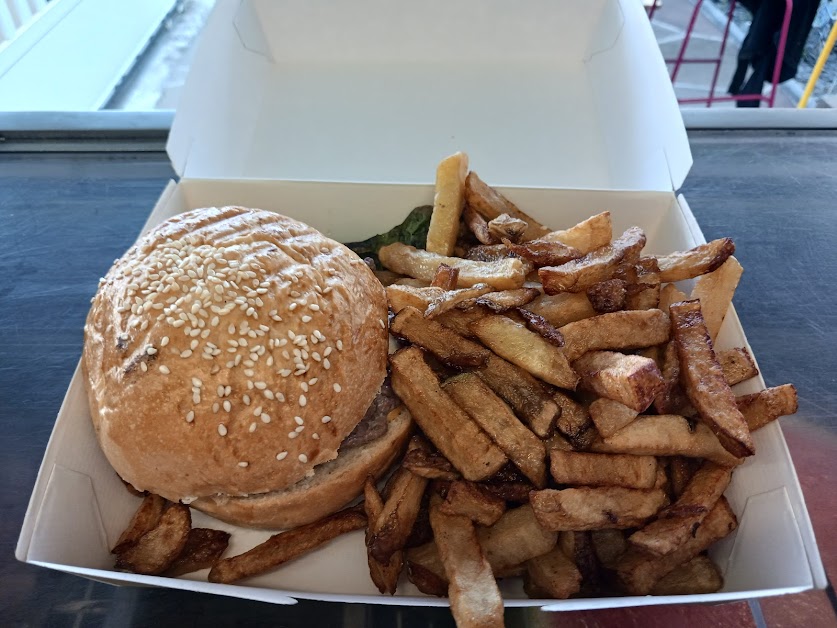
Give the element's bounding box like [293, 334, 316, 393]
[736, 384, 798, 432]
[115, 504, 191, 575]
[465, 171, 550, 241]
[514, 308, 565, 347]
[402, 436, 461, 481]
[463, 205, 496, 245]
[489, 214, 529, 243]
[467, 288, 541, 313]
[560, 309, 670, 362]
[439, 481, 507, 526]
[368, 466, 428, 564]
[551, 391, 598, 450]
[539, 227, 646, 294]
[112, 493, 166, 554]
[164, 528, 231, 577]
[550, 450, 658, 489]
[364, 478, 403, 595]
[530, 487, 667, 531]
[656, 238, 736, 283]
[587, 279, 628, 313]
[208, 505, 367, 583]
[430, 263, 460, 290]
[670, 300, 755, 457]
[573, 351, 665, 413]
[588, 398, 639, 439]
[718, 347, 759, 386]
[502, 238, 583, 267]
[424, 284, 494, 318]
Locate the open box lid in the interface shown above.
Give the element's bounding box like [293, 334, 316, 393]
[167, 0, 692, 191]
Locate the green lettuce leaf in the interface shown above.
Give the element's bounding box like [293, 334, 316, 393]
[345, 205, 432, 266]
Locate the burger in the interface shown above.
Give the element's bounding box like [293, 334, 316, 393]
[83, 206, 412, 529]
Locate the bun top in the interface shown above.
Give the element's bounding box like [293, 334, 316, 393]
[84, 207, 388, 502]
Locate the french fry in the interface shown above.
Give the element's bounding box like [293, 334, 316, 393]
[560, 309, 670, 362]
[659, 283, 688, 311]
[379, 242, 526, 289]
[539, 227, 646, 294]
[208, 506, 367, 584]
[164, 528, 231, 578]
[463, 205, 496, 245]
[465, 243, 512, 262]
[444, 373, 548, 487]
[524, 547, 582, 599]
[718, 347, 759, 386]
[656, 238, 736, 283]
[558, 531, 601, 594]
[690, 256, 743, 342]
[429, 499, 505, 628]
[489, 214, 529, 243]
[465, 171, 550, 241]
[390, 347, 508, 481]
[588, 398, 639, 438]
[650, 555, 723, 595]
[440, 480, 506, 527]
[466, 287, 541, 313]
[587, 279, 627, 313]
[501, 238, 583, 267]
[364, 477, 403, 594]
[479, 482, 534, 504]
[427, 152, 469, 256]
[425, 283, 495, 318]
[373, 269, 404, 286]
[625, 258, 661, 310]
[668, 457, 699, 499]
[552, 391, 598, 450]
[390, 306, 490, 367]
[628, 462, 732, 556]
[112, 493, 166, 554]
[530, 487, 667, 531]
[402, 435, 461, 481]
[115, 504, 191, 575]
[369, 465, 429, 564]
[653, 341, 691, 415]
[591, 529, 628, 568]
[525, 292, 597, 327]
[737, 384, 798, 431]
[670, 300, 755, 458]
[386, 284, 445, 314]
[616, 498, 737, 595]
[475, 354, 560, 438]
[591, 414, 740, 466]
[406, 546, 449, 597]
[542, 212, 613, 255]
[435, 307, 487, 338]
[430, 263, 460, 290]
[550, 449, 657, 489]
[477, 505, 558, 575]
[573, 351, 665, 412]
[471, 315, 578, 389]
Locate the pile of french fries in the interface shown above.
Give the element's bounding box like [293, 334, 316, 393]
[113, 152, 798, 627]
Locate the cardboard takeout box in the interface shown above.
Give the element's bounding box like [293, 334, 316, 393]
[17, 0, 825, 611]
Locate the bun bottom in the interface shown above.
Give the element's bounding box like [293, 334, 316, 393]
[192, 408, 412, 529]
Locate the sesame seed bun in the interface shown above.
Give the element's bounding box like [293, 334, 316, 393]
[83, 206, 393, 526]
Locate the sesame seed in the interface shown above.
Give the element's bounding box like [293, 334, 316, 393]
[254, 381, 267, 390]
[243, 394, 251, 405]
[312, 433, 320, 440]
[244, 369, 254, 377]
[309, 378, 318, 385]
[181, 349, 193, 358]
[161, 336, 170, 347]
[159, 365, 170, 374]
[192, 377, 203, 388]
[277, 339, 288, 347]
[140, 362, 148, 372]
[379, 319, 386, 329]
[228, 324, 235, 334]
[279, 369, 291, 377]
[190, 339, 199, 350]
[333, 383, 341, 393]
[193, 392, 201, 404]
[249, 422, 257, 433]
[301, 315, 312, 323]
[261, 414, 271, 424]
[264, 390, 275, 400]
[322, 415, 332, 423]
[323, 347, 332, 357]
[276, 451, 288, 460]
[301, 382, 309, 393]
[146, 346, 157, 355]
[299, 395, 307, 407]
[289, 303, 298, 311]
[225, 385, 232, 396]
[212, 402, 220, 413]
[323, 359, 331, 370]
[254, 406, 263, 417]
[211, 364, 221, 374]
[186, 411, 194, 423]
[288, 431, 298, 439]
[309, 303, 320, 311]
[294, 416, 304, 425]
[223, 400, 231, 412]
[238, 461, 248, 468]
[295, 425, 304, 433]
[337, 340, 343, 351]
[298, 454, 308, 463]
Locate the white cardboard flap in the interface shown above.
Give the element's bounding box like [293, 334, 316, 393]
[19, 180, 822, 608]
[168, 0, 691, 190]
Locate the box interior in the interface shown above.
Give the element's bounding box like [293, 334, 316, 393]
[167, 0, 690, 191]
[18, 179, 823, 609]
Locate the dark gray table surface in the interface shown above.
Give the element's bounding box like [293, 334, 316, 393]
[2, 130, 836, 627]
